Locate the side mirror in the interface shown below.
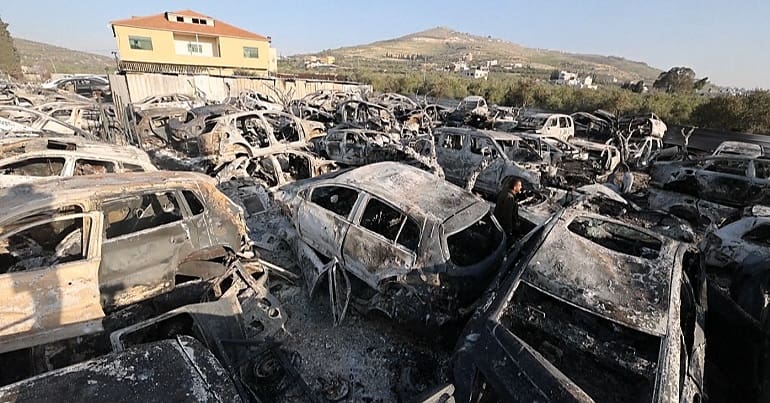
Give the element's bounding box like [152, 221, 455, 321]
[481, 146, 493, 157]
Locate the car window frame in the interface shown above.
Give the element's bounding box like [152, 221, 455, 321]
[307, 184, 361, 221]
[101, 191, 187, 241]
[354, 193, 421, 254]
[0, 211, 99, 274]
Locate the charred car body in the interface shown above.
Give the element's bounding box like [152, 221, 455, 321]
[650, 156, 770, 208]
[452, 204, 706, 402]
[275, 162, 505, 326]
[435, 127, 553, 195]
[0, 136, 156, 187]
[198, 110, 324, 171]
[0, 171, 256, 353]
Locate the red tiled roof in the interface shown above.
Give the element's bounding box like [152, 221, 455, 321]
[110, 10, 269, 41]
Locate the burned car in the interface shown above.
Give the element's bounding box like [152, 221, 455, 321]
[40, 75, 110, 98]
[571, 111, 613, 139]
[335, 99, 400, 133]
[514, 112, 575, 142]
[650, 156, 770, 208]
[133, 106, 189, 148]
[0, 171, 255, 352]
[214, 149, 338, 186]
[618, 112, 667, 138]
[700, 210, 770, 324]
[647, 188, 739, 229]
[713, 141, 764, 158]
[198, 110, 324, 170]
[435, 127, 553, 195]
[275, 162, 506, 326]
[446, 96, 489, 127]
[0, 105, 94, 139]
[0, 136, 155, 187]
[166, 103, 240, 152]
[452, 206, 706, 403]
[317, 128, 399, 166]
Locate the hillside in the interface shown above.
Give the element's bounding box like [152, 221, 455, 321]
[13, 38, 114, 76]
[309, 27, 661, 82]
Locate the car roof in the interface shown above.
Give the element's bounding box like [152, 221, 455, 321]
[0, 137, 154, 164]
[523, 210, 679, 337]
[322, 162, 486, 222]
[439, 127, 523, 141]
[0, 171, 215, 222]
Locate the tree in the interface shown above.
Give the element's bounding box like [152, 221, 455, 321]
[653, 66, 708, 93]
[0, 17, 22, 79]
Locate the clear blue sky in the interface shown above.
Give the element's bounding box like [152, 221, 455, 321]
[1, 0, 767, 88]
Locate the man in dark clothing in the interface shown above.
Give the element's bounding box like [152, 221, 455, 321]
[494, 178, 523, 244]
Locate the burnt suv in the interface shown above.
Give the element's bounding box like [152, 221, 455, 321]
[0, 171, 253, 353]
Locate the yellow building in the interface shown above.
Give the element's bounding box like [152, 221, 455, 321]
[110, 10, 276, 77]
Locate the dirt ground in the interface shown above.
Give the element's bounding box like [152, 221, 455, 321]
[245, 211, 453, 402]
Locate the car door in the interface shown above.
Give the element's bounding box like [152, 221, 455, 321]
[545, 117, 558, 137]
[0, 211, 104, 346]
[436, 131, 468, 184]
[558, 117, 569, 140]
[98, 191, 195, 310]
[296, 185, 360, 260]
[179, 189, 208, 247]
[341, 195, 418, 288]
[749, 160, 770, 205]
[696, 158, 751, 206]
[324, 131, 345, 160]
[467, 136, 503, 194]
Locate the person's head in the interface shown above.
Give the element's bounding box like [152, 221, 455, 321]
[510, 179, 523, 194]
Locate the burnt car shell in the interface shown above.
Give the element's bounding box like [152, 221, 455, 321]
[452, 207, 706, 403]
[277, 162, 506, 305]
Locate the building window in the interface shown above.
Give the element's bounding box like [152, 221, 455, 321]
[187, 43, 203, 54]
[192, 18, 200, 24]
[128, 36, 153, 51]
[176, 16, 184, 22]
[243, 46, 259, 59]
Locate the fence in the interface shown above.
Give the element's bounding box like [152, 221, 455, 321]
[107, 73, 371, 106]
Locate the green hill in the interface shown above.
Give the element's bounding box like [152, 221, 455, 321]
[307, 27, 661, 82]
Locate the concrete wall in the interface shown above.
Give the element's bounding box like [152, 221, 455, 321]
[108, 72, 371, 104]
[112, 26, 271, 72]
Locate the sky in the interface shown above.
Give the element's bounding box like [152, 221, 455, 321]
[1, 0, 767, 88]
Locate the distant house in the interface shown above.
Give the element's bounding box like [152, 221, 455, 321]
[460, 68, 489, 80]
[552, 71, 597, 89]
[110, 10, 277, 76]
